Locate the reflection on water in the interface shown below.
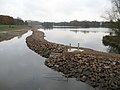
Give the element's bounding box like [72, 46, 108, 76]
[104, 28, 120, 53]
[0, 30, 96, 90]
[70, 28, 113, 34]
[107, 46, 120, 54]
[40, 28, 113, 53]
[70, 30, 90, 34]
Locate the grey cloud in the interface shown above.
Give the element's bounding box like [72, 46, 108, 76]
[0, 0, 111, 21]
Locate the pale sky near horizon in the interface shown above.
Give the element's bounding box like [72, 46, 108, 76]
[0, 0, 111, 22]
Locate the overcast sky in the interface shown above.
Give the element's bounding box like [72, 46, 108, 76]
[0, 0, 111, 22]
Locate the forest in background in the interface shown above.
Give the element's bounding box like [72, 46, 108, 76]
[0, 15, 28, 25]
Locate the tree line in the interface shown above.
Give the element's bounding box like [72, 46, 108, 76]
[43, 0, 120, 29]
[54, 20, 111, 28]
[42, 20, 112, 28]
[0, 15, 28, 25]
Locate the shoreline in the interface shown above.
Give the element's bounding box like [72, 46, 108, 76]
[0, 27, 31, 42]
[103, 35, 120, 52]
[26, 29, 120, 90]
[0, 25, 30, 31]
[26, 28, 68, 58]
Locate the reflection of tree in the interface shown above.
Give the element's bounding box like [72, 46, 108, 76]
[107, 46, 120, 54]
[70, 30, 90, 34]
[113, 28, 120, 36]
[106, 28, 120, 36]
[81, 31, 90, 34]
[43, 28, 53, 30]
[70, 30, 80, 33]
[103, 28, 120, 54]
[70, 30, 99, 34]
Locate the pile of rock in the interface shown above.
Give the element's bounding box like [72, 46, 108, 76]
[26, 29, 120, 90]
[26, 29, 67, 58]
[45, 51, 120, 90]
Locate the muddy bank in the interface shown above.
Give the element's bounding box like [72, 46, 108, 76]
[26, 29, 120, 90]
[0, 28, 30, 42]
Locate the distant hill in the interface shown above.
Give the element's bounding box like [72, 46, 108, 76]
[27, 20, 42, 26]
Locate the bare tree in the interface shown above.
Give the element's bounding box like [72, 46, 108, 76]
[110, 0, 120, 21]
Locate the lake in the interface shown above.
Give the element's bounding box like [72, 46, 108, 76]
[40, 28, 113, 53]
[0, 30, 97, 90]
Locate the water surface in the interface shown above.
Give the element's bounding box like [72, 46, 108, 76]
[0, 30, 96, 90]
[40, 28, 113, 53]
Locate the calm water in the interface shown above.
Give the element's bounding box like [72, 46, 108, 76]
[40, 28, 113, 53]
[0, 30, 96, 90]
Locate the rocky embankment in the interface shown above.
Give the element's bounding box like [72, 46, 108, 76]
[26, 29, 120, 90]
[26, 29, 68, 58]
[45, 51, 120, 90]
